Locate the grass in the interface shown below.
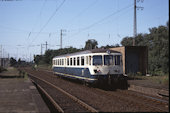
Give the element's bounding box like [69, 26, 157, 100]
[147, 75, 169, 85]
[128, 73, 169, 86]
[36, 64, 52, 70]
[0, 66, 7, 73]
[24, 72, 28, 80]
[0, 67, 19, 75]
[0, 67, 28, 79]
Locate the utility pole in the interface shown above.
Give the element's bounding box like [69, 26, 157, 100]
[60, 29, 66, 49]
[41, 44, 42, 55]
[45, 41, 48, 51]
[30, 53, 31, 62]
[0, 45, 2, 67]
[2, 48, 4, 67]
[133, 0, 137, 46]
[60, 30, 63, 49]
[0, 45, 2, 58]
[133, 0, 144, 46]
[41, 42, 48, 55]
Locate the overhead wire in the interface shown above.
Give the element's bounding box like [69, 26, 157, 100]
[67, 0, 99, 28]
[0, 24, 57, 34]
[0, 24, 29, 32]
[31, 0, 66, 43]
[70, 3, 134, 37]
[26, 0, 47, 58]
[27, 0, 47, 40]
[64, 0, 99, 46]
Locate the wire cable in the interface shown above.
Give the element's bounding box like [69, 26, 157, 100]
[27, 0, 47, 40]
[31, 0, 66, 43]
[67, 0, 99, 28]
[70, 3, 134, 37]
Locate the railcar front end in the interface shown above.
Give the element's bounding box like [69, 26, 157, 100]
[88, 53, 125, 86]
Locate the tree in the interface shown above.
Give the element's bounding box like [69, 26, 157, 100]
[10, 57, 17, 66]
[147, 24, 169, 74]
[84, 39, 98, 50]
[33, 47, 81, 65]
[34, 55, 44, 65]
[100, 44, 120, 49]
[121, 37, 133, 46]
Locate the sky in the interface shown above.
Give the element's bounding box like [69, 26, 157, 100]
[0, 0, 169, 61]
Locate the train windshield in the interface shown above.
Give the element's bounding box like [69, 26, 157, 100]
[104, 55, 114, 65]
[93, 55, 102, 65]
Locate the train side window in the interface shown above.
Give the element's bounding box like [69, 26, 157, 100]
[86, 56, 88, 65]
[81, 56, 84, 66]
[77, 57, 80, 66]
[55, 60, 57, 65]
[89, 56, 91, 65]
[60, 59, 62, 65]
[61, 59, 64, 65]
[73, 57, 76, 66]
[67, 58, 69, 66]
[65, 59, 66, 66]
[70, 58, 72, 66]
[57, 59, 60, 65]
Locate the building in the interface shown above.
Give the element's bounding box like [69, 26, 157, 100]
[110, 46, 148, 75]
[0, 58, 10, 68]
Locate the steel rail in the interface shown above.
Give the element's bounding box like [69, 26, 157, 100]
[94, 88, 168, 112]
[30, 79, 64, 113]
[28, 73, 98, 113]
[117, 89, 169, 104]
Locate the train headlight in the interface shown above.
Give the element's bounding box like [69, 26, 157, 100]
[114, 69, 120, 73]
[94, 69, 97, 73]
[94, 69, 101, 73]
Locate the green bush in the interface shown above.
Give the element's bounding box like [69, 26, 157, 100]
[0, 66, 7, 73]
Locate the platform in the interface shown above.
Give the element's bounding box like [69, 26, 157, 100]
[0, 76, 50, 113]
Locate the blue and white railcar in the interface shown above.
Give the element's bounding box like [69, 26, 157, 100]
[52, 49, 124, 85]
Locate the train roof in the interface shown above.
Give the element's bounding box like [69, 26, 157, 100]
[53, 48, 120, 59]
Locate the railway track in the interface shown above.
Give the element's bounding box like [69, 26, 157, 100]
[39, 68, 169, 102]
[93, 88, 169, 112]
[21, 67, 169, 112]
[28, 73, 98, 113]
[36, 68, 169, 102]
[116, 89, 169, 104]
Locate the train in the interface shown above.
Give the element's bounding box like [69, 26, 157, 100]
[52, 48, 127, 87]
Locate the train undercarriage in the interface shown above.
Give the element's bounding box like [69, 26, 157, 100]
[86, 74, 128, 89]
